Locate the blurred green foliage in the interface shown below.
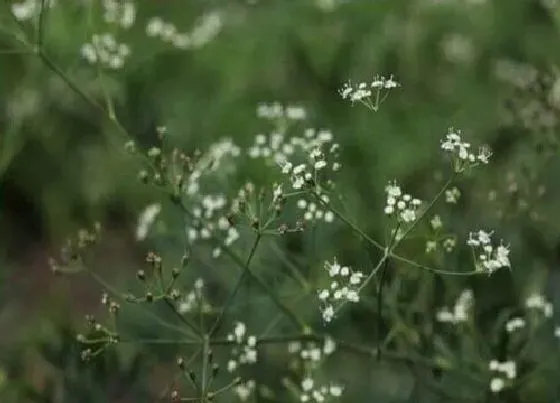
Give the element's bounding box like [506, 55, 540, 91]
[2, 0, 560, 402]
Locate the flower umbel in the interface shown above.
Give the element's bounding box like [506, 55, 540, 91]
[441, 127, 492, 172]
[467, 230, 510, 274]
[340, 75, 399, 111]
[317, 259, 364, 323]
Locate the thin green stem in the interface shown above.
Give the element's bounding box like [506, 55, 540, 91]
[201, 335, 210, 400]
[85, 269, 200, 339]
[376, 222, 401, 359]
[37, 0, 47, 49]
[390, 254, 483, 276]
[393, 174, 457, 250]
[312, 191, 384, 251]
[163, 297, 202, 337]
[209, 233, 262, 337]
[177, 202, 308, 331]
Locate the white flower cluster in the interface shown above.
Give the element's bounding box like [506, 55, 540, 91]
[80, 33, 131, 69]
[384, 181, 422, 223]
[179, 138, 242, 258]
[525, 293, 553, 318]
[187, 194, 240, 258]
[226, 323, 257, 401]
[102, 0, 136, 29]
[300, 377, 343, 402]
[339, 75, 399, 108]
[445, 186, 461, 203]
[146, 11, 222, 50]
[287, 338, 342, 402]
[466, 230, 510, 274]
[234, 380, 256, 402]
[505, 317, 525, 333]
[425, 215, 445, 253]
[10, 0, 56, 22]
[297, 198, 335, 223]
[249, 127, 337, 169]
[247, 104, 341, 196]
[288, 337, 337, 364]
[280, 143, 340, 191]
[436, 289, 473, 324]
[317, 259, 364, 323]
[185, 138, 241, 195]
[440, 127, 492, 170]
[177, 278, 209, 314]
[489, 360, 516, 393]
[257, 103, 307, 121]
[226, 322, 258, 372]
[135, 203, 162, 241]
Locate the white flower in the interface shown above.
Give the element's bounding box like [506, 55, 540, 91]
[282, 161, 293, 174]
[323, 337, 336, 355]
[234, 322, 246, 339]
[135, 203, 161, 240]
[293, 176, 305, 189]
[322, 305, 334, 322]
[302, 378, 314, 392]
[505, 317, 525, 333]
[314, 160, 327, 170]
[489, 359, 517, 392]
[490, 377, 505, 393]
[436, 289, 473, 324]
[329, 385, 343, 397]
[293, 164, 307, 175]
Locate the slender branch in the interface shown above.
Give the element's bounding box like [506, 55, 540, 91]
[86, 269, 200, 340]
[177, 201, 308, 331]
[313, 191, 384, 251]
[163, 297, 202, 337]
[209, 233, 262, 337]
[37, 0, 47, 49]
[376, 222, 401, 359]
[393, 174, 457, 250]
[390, 254, 483, 276]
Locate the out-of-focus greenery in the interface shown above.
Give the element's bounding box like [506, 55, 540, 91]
[2, 0, 560, 402]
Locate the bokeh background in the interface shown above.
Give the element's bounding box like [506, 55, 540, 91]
[2, 0, 560, 402]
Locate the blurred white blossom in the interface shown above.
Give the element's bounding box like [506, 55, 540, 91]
[466, 230, 510, 274]
[135, 203, 161, 241]
[436, 289, 473, 324]
[317, 258, 364, 322]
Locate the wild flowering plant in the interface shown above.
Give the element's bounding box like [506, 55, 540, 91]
[5, 2, 560, 402]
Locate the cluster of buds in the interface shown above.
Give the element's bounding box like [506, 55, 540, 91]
[76, 308, 119, 362]
[48, 222, 102, 275]
[126, 251, 184, 304]
[172, 348, 231, 401]
[126, 127, 204, 202]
